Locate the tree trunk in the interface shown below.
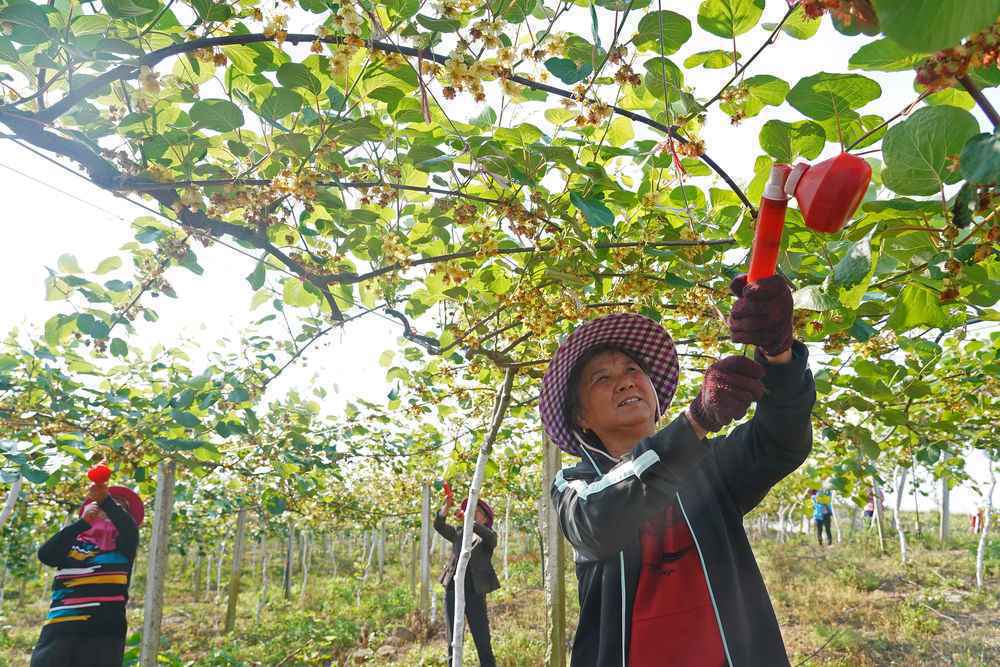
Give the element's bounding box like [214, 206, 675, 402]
[215, 541, 225, 599]
[299, 530, 310, 605]
[377, 523, 385, 580]
[451, 368, 514, 667]
[205, 554, 212, 599]
[408, 533, 417, 597]
[873, 480, 887, 555]
[192, 552, 201, 600]
[0, 561, 7, 610]
[257, 541, 269, 622]
[911, 457, 922, 535]
[419, 482, 432, 617]
[894, 467, 909, 564]
[939, 476, 951, 543]
[362, 530, 376, 580]
[542, 437, 566, 667]
[831, 500, 842, 544]
[976, 462, 996, 589]
[0, 474, 22, 532]
[503, 493, 511, 581]
[224, 507, 248, 633]
[283, 523, 293, 600]
[140, 460, 176, 667]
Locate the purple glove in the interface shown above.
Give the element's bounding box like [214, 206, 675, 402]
[688, 356, 766, 433]
[728, 274, 793, 357]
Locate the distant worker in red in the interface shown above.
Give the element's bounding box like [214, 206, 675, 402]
[541, 274, 815, 666]
[30, 464, 143, 667]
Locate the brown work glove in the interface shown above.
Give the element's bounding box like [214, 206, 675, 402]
[688, 356, 766, 433]
[728, 274, 794, 357]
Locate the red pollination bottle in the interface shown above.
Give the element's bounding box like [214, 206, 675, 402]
[747, 164, 792, 283]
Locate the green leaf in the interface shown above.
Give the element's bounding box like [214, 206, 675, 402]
[102, 0, 158, 18]
[95, 256, 122, 274]
[277, 63, 322, 95]
[0, 37, 18, 62]
[246, 261, 265, 290]
[759, 120, 825, 162]
[75, 313, 110, 340]
[882, 105, 979, 196]
[819, 114, 885, 149]
[544, 58, 592, 85]
[228, 385, 250, 403]
[110, 338, 128, 358]
[282, 278, 319, 308]
[155, 437, 211, 451]
[590, 1, 602, 51]
[259, 87, 302, 120]
[887, 284, 947, 331]
[848, 39, 927, 72]
[379, 350, 395, 367]
[633, 10, 692, 54]
[57, 254, 83, 274]
[684, 49, 738, 69]
[192, 0, 234, 21]
[606, 117, 634, 147]
[570, 192, 614, 227]
[720, 75, 789, 118]
[960, 131, 1000, 185]
[190, 99, 244, 132]
[787, 72, 881, 121]
[793, 285, 839, 311]
[0, 4, 51, 45]
[871, 0, 1000, 53]
[833, 232, 874, 287]
[643, 57, 684, 101]
[416, 13, 460, 32]
[171, 409, 201, 428]
[923, 86, 975, 110]
[762, 4, 820, 40]
[697, 0, 764, 39]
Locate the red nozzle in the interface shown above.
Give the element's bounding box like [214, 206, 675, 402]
[87, 464, 112, 484]
[443, 481, 453, 499]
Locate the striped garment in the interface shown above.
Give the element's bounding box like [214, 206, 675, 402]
[35, 496, 138, 643]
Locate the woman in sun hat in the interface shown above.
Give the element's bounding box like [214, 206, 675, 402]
[543, 275, 815, 666]
[30, 468, 143, 667]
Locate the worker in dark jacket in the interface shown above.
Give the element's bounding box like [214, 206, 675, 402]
[540, 275, 815, 667]
[31, 479, 143, 667]
[434, 493, 500, 667]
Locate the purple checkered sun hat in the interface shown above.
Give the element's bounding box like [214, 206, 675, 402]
[539, 313, 680, 456]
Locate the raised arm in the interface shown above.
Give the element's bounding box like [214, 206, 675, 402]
[37, 519, 89, 567]
[711, 342, 816, 515]
[551, 414, 707, 561]
[100, 495, 139, 561]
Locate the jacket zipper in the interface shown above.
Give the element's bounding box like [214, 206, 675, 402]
[676, 492, 734, 667]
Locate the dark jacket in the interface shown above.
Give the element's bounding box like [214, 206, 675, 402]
[552, 342, 815, 667]
[434, 511, 501, 596]
[36, 495, 139, 641]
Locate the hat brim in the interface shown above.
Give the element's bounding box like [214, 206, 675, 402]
[80, 486, 144, 526]
[461, 498, 494, 527]
[539, 313, 679, 455]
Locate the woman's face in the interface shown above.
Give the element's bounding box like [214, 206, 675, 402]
[575, 350, 657, 438]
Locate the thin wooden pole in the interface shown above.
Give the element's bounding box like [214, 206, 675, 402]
[139, 460, 176, 667]
[542, 438, 566, 667]
[419, 483, 432, 617]
[224, 507, 248, 633]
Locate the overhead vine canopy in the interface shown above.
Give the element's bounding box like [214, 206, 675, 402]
[0, 0, 998, 496]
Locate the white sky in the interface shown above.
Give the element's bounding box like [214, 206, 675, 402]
[0, 3, 995, 511]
